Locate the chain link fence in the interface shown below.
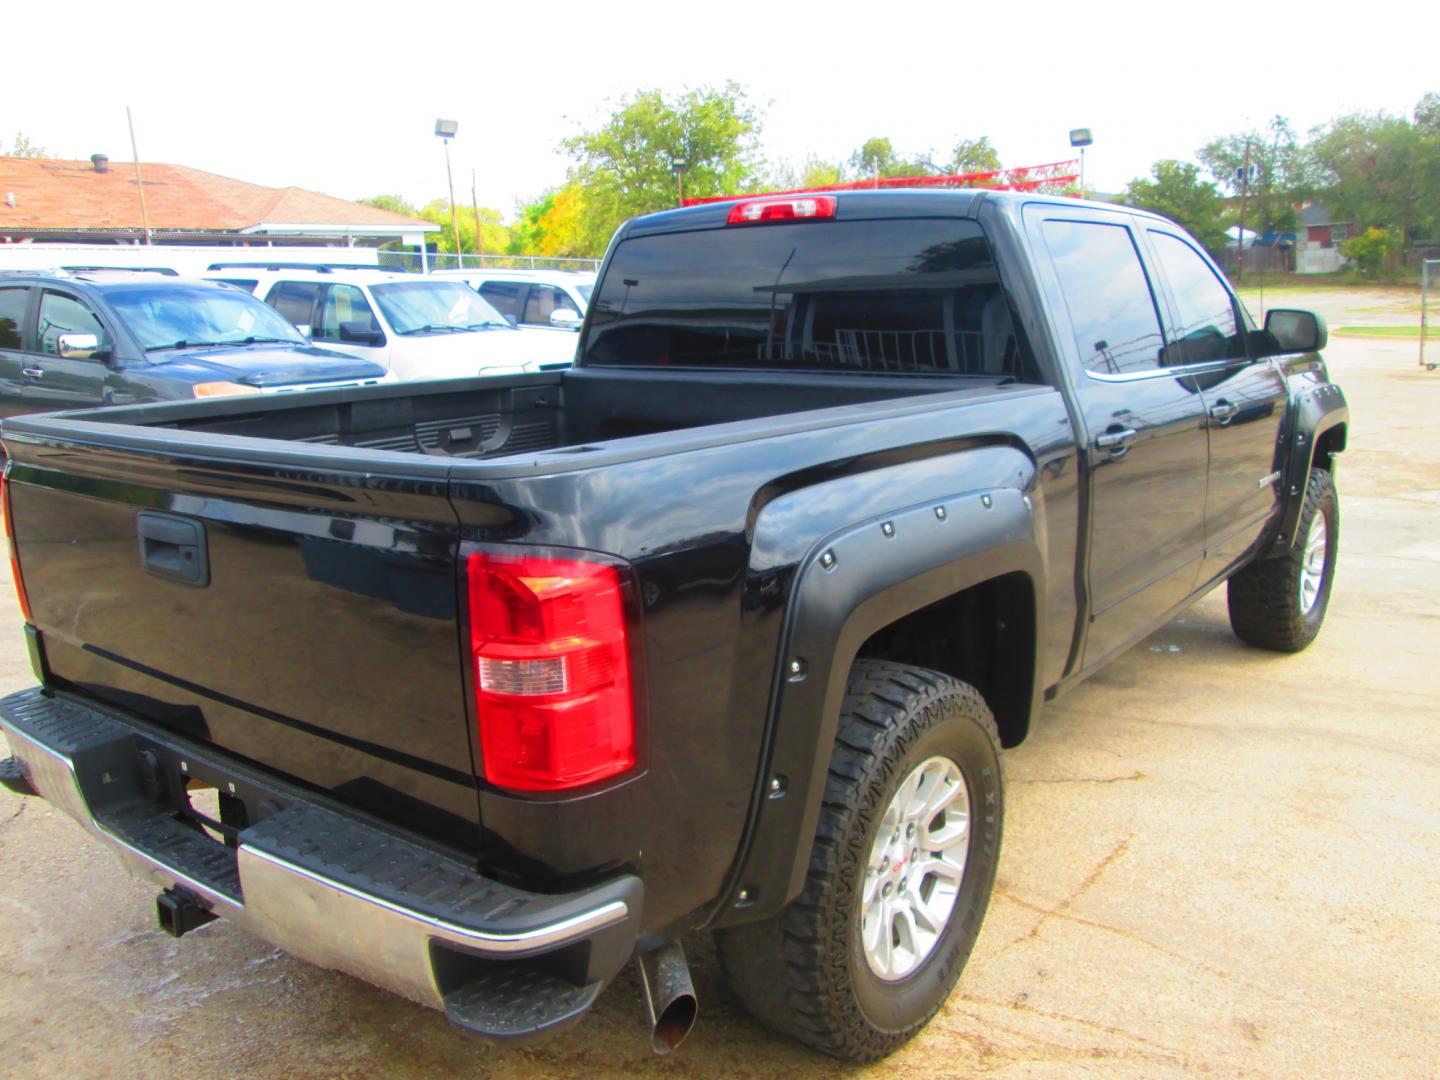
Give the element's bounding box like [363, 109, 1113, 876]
[376, 251, 601, 274]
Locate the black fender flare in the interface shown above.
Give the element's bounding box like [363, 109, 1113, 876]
[711, 485, 1044, 926]
[1265, 380, 1348, 558]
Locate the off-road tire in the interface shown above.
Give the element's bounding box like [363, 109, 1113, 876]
[715, 659, 1002, 1062]
[1228, 466, 1338, 652]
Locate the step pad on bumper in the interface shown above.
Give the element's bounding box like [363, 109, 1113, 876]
[444, 965, 604, 1039]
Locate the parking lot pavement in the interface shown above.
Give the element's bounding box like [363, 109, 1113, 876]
[1, 290, 1437, 1077]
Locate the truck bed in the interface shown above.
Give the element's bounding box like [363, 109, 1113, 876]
[98, 367, 1017, 461]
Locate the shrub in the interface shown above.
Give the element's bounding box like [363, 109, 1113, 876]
[1341, 227, 1402, 277]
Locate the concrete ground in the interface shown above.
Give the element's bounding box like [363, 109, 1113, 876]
[1, 288, 1436, 1078]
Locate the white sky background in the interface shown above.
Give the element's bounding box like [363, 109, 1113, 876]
[7, 0, 1433, 220]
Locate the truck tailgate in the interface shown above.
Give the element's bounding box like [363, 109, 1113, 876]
[3, 436, 479, 850]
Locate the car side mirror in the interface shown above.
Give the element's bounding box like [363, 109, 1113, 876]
[296, 324, 313, 338]
[1263, 309, 1327, 354]
[57, 332, 109, 361]
[339, 321, 383, 345]
[503, 314, 519, 329]
[548, 309, 583, 330]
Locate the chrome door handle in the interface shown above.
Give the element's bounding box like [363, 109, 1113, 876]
[1095, 428, 1137, 451]
[1209, 400, 1238, 424]
[21, 367, 43, 378]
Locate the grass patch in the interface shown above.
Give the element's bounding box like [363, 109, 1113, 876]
[1333, 325, 1421, 338]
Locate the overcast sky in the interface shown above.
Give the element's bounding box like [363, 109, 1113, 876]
[8, 0, 1432, 220]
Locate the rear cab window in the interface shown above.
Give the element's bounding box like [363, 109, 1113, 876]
[582, 217, 1038, 380]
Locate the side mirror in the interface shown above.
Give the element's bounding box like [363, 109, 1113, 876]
[296, 324, 313, 338]
[548, 309, 583, 330]
[503, 314, 519, 329]
[1263, 309, 1327, 354]
[339, 321, 383, 346]
[57, 332, 108, 360]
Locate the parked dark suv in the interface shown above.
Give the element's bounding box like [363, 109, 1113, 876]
[0, 270, 390, 418]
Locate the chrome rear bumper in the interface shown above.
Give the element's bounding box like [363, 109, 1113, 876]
[1, 687, 641, 1040]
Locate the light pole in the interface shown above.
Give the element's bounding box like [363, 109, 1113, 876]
[670, 157, 687, 207]
[435, 119, 461, 267]
[1069, 128, 1093, 199]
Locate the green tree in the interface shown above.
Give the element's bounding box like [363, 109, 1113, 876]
[1309, 106, 1440, 252]
[416, 199, 510, 256]
[1197, 116, 1311, 235]
[509, 183, 595, 258]
[1415, 91, 1440, 134]
[1341, 226, 1402, 276]
[951, 136, 1000, 175]
[561, 81, 763, 245]
[4, 132, 48, 159]
[847, 137, 934, 179]
[766, 155, 846, 191]
[359, 194, 418, 216]
[1121, 160, 1228, 255]
[849, 136, 898, 178]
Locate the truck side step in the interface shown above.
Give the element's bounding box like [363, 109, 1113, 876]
[442, 963, 603, 1042]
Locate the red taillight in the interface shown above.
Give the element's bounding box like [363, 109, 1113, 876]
[466, 551, 635, 792]
[1, 464, 31, 622]
[727, 196, 837, 225]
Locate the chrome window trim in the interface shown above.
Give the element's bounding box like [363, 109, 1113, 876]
[1083, 358, 1236, 384]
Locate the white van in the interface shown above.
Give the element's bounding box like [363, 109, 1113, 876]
[430, 269, 595, 333]
[205, 266, 575, 380]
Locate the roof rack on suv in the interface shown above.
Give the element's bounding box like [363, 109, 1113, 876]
[64, 266, 179, 276]
[205, 262, 411, 274]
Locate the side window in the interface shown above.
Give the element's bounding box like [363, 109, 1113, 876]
[37, 291, 107, 357]
[1043, 220, 1166, 375]
[0, 287, 28, 350]
[1149, 232, 1247, 364]
[522, 284, 580, 325]
[265, 281, 322, 328]
[478, 282, 521, 320]
[315, 284, 382, 343]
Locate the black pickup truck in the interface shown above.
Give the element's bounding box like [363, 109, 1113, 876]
[0, 190, 1348, 1061]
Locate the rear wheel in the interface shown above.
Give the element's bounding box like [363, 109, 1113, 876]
[716, 660, 1002, 1062]
[1227, 467, 1338, 652]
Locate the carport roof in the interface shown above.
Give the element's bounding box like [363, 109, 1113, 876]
[0, 155, 437, 238]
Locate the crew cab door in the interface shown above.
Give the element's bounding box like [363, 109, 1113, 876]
[1146, 229, 1287, 580]
[1028, 208, 1210, 668]
[22, 288, 115, 410]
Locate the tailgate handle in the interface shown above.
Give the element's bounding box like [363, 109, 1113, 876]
[137, 512, 210, 587]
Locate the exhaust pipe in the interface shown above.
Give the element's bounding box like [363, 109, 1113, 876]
[636, 940, 698, 1054]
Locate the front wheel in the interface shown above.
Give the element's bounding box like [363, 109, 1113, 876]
[716, 660, 1002, 1062]
[1227, 467, 1339, 652]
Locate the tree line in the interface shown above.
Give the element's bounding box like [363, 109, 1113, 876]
[369, 85, 1439, 272]
[1122, 96, 1440, 272]
[363, 83, 1003, 261]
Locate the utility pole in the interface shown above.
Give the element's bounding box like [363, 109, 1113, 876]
[443, 139, 460, 267]
[1236, 139, 1252, 282]
[434, 120, 461, 269]
[471, 170, 483, 259]
[125, 106, 152, 245]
